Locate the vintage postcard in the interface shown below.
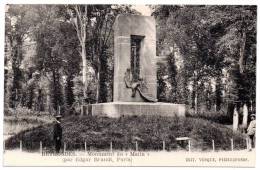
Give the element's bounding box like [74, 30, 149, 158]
[1, 1, 257, 167]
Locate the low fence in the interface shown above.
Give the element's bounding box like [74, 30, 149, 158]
[3, 137, 250, 153]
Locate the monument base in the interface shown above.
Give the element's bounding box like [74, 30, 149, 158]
[83, 102, 186, 118]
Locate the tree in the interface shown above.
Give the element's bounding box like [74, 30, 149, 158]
[28, 5, 81, 111]
[152, 5, 256, 115]
[5, 5, 31, 108]
[154, 6, 220, 113]
[157, 63, 168, 102]
[214, 6, 256, 110]
[67, 5, 90, 99]
[87, 5, 138, 103]
[167, 52, 178, 103]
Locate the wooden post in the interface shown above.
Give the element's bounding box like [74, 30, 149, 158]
[40, 141, 42, 153]
[135, 141, 138, 151]
[231, 138, 234, 151]
[84, 141, 87, 152]
[110, 141, 113, 152]
[20, 140, 22, 152]
[212, 140, 215, 152]
[188, 140, 191, 152]
[64, 142, 66, 153]
[163, 141, 165, 151]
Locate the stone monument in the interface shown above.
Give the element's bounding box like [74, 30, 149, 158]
[113, 15, 157, 102]
[88, 15, 185, 118]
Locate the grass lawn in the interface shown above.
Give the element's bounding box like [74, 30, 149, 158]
[4, 114, 54, 140]
[5, 115, 247, 152]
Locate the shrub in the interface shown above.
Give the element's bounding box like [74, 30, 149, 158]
[186, 108, 232, 125]
[5, 115, 246, 151]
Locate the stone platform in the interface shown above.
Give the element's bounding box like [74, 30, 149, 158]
[83, 102, 186, 118]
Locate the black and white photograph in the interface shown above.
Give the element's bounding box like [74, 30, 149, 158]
[1, 1, 257, 167]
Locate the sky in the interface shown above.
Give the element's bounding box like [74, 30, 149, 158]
[132, 5, 152, 16]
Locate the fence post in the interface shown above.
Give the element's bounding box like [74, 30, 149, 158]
[230, 138, 234, 151]
[84, 141, 87, 152]
[135, 141, 138, 151]
[64, 142, 66, 153]
[163, 141, 165, 151]
[188, 140, 191, 152]
[40, 141, 42, 153]
[20, 140, 22, 152]
[212, 140, 215, 152]
[110, 141, 113, 152]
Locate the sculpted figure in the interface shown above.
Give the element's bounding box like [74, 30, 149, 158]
[124, 68, 157, 102]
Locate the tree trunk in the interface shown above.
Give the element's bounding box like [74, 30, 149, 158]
[215, 77, 222, 111]
[242, 103, 248, 130]
[233, 106, 239, 131]
[52, 70, 58, 111]
[250, 100, 253, 111]
[46, 91, 51, 113]
[191, 89, 195, 109]
[192, 72, 198, 114]
[239, 31, 246, 74]
[195, 92, 198, 114]
[191, 81, 198, 114]
[81, 42, 88, 99]
[96, 71, 100, 103]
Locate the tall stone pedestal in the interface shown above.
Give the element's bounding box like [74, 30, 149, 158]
[113, 15, 157, 102]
